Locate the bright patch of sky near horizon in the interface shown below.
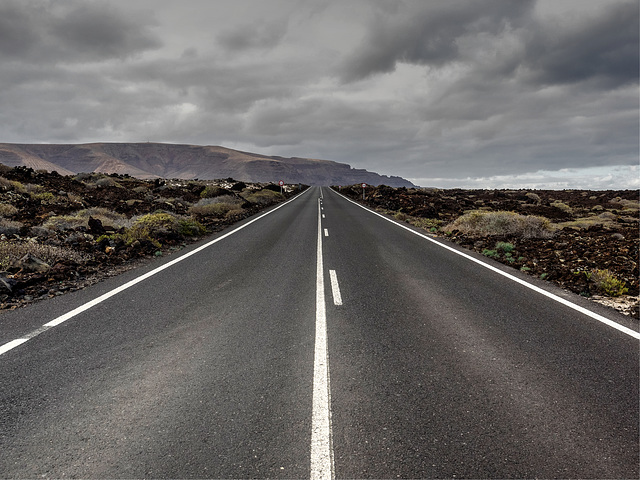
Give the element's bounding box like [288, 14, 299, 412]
[0, 0, 637, 189]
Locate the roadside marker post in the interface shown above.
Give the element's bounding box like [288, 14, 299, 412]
[362, 183, 367, 200]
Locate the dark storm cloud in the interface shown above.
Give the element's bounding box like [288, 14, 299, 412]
[0, 0, 637, 188]
[217, 18, 288, 51]
[0, 1, 44, 58]
[50, 3, 162, 61]
[0, 0, 161, 63]
[521, 1, 639, 87]
[339, 0, 535, 82]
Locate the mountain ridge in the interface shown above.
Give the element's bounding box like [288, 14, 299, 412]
[0, 142, 415, 187]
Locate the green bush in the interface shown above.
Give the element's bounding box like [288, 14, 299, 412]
[200, 185, 230, 198]
[409, 217, 442, 231]
[30, 191, 56, 203]
[588, 269, 628, 297]
[495, 241, 515, 253]
[110, 212, 205, 247]
[178, 218, 207, 236]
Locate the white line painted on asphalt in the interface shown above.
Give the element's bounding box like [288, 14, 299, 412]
[0, 188, 312, 357]
[331, 188, 640, 340]
[322, 214, 325, 219]
[329, 270, 343, 306]
[0, 338, 29, 356]
[324, 228, 329, 237]
[311, 195, 334, 480]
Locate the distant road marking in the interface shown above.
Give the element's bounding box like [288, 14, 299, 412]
[324, 228, 329, 237]
[322, 214, 325, 218]
[332, 189, 640, 340]
[329, 270, 343, 306]
[0, 188, 312, 357]
[311, 196, 334, 480]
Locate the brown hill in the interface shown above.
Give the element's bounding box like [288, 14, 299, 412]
[0, 142, 415, 187]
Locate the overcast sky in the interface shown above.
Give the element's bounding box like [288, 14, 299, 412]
[1, 0, 638, 188]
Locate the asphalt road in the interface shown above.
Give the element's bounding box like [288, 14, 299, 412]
[0, 186, 638, 478]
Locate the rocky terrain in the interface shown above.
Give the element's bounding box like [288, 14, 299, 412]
[0, 164, 307, 310]
[0, 142, 415, 187]
[336, 185, 639, 317]
[1, 166, 637, 319]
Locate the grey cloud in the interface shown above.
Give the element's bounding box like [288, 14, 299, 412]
[0, 0, 636, 189]
[50, 3, 162, 61]
[0, 1, 44, 58]
[0, 0, 161, 63]
[521, 1, 639, 87]
[339, 0, 535, 82]
[217, 18, 288, 51]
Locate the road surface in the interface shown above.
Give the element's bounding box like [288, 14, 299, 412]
[0, 186, 637, 478]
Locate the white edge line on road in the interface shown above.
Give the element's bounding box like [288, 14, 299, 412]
[0, 338, 29, 356]
[329, 270, 343, 306]
[311, 195, 335, 480]
[331, 188, 640, 340]
[0, 188, 311, 357]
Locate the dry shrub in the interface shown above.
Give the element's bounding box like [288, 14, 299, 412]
[43, 215, 86, 231]
[525, 192, 541, 204]
[190, 202, 236, 217]
[241, 189, 283, 205]
[0, 240, 92, 269]
[0, 204, 18, 217]
[0, 178, 28, 192]
[189, 196, 244, 217]
[74, 207, 129, 227]
[446, 211, 553, 238]
[0, 218, 22, 235]
[610, 197, 639, 211]
[0, 176, 13, 191]
[553, 212, 617, 230]
[67, 193, 84, 205]
[94, 177, 119, 188]
[550, 200, 573, 213]
[225, 207, 246, 219]
[44, 208, 129, 231]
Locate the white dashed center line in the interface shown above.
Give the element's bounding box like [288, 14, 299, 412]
[329, 270, 342, 306]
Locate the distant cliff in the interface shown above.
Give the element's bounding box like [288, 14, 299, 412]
[0, 143, 415, 187]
